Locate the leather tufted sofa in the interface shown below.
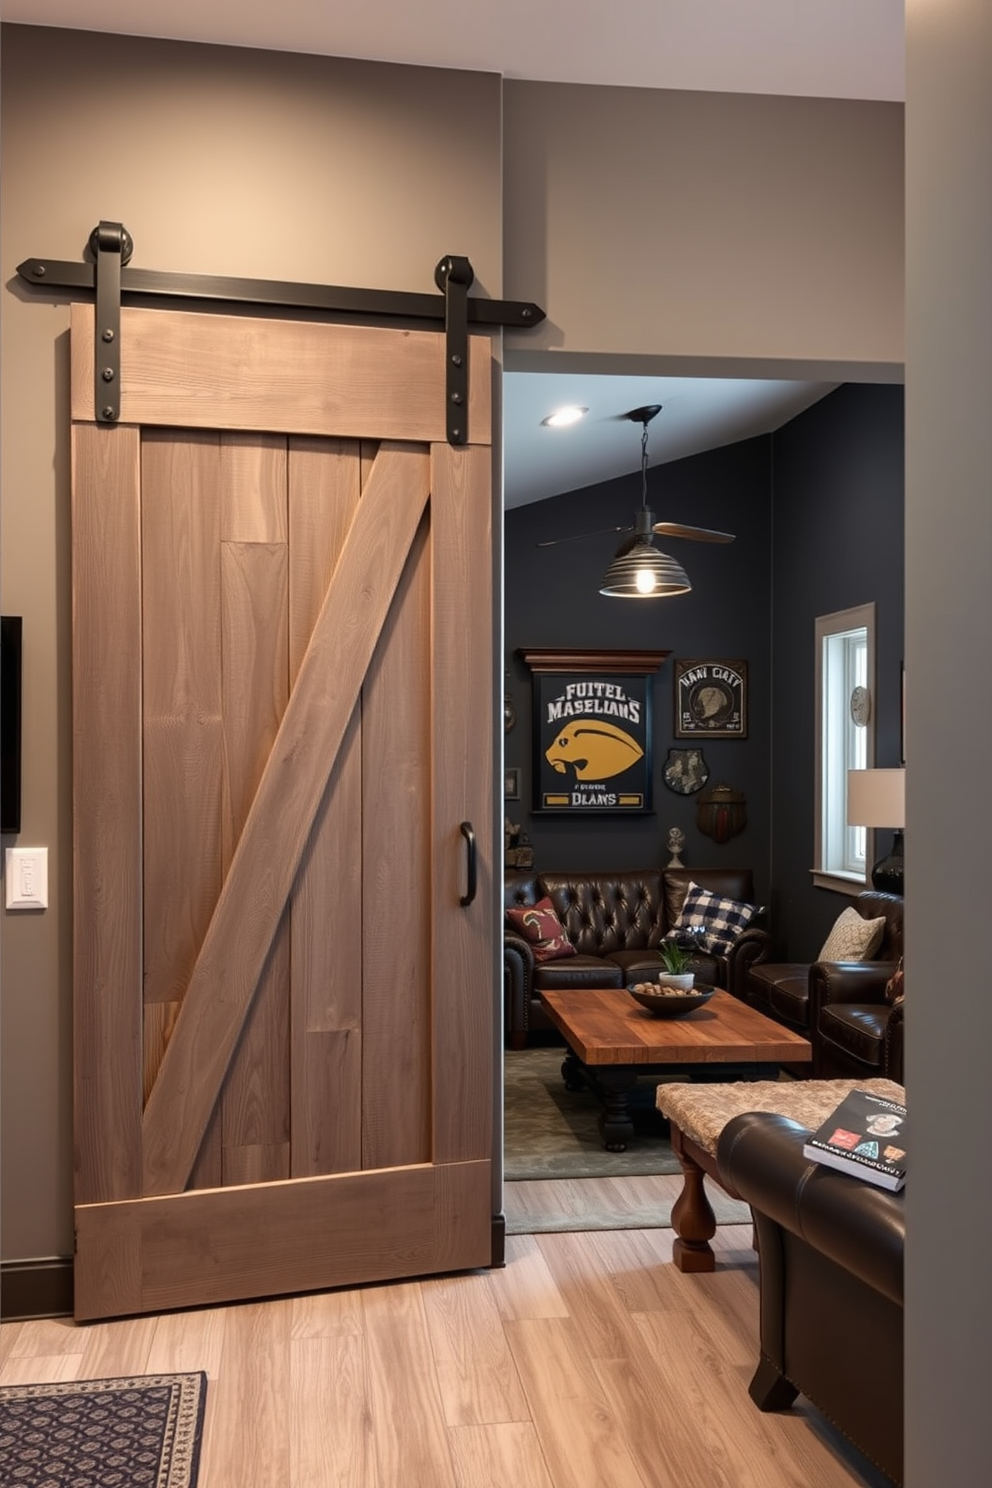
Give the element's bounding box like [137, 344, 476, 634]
[746, 891, 903, 1078]
[504, 867, 771, 1049]
[717, 1110, 904, 1486]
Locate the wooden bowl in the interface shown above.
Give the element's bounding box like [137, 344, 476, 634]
[626, 984, 715, 1018]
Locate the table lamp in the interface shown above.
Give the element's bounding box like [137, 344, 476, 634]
[847, 767, 905, 894]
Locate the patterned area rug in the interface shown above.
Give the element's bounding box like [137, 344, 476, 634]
[0, 1371, 207, 1488]
[504, 1045, 682, 1180]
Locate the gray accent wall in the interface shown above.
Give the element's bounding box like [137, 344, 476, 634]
[504, 436, 773, 888]
[769, 383, 905, 958]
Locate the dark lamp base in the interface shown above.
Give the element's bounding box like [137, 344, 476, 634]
[870, 830, 904, 895]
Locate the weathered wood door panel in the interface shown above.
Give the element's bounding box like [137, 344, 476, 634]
[71, 306, 494, 1320]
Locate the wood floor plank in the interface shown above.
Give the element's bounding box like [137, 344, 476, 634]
[422, 1272, 530, 1427]
[5, 1318, 87, 1359]
[532, 1231, 641, 1363]
[0, 1322, 23, 1366]
[290, 1287, 365, 1340]
[0, 1353, 82, 1384]
[448, 1422, 555, 1488]
[504, 1316, 649, 1488]
[360, 1281, 459, 1487]
[290, 1335, 379, 1488]
[634, 1307, 808, 1488]
[197, 1300, 292, 1488]
[144, 1305, 227, 1378]
[77, 1316, 158, 1379]
[489, 1236, 570, 1322]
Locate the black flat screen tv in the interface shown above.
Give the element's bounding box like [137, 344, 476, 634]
[1, 616, 23, 834]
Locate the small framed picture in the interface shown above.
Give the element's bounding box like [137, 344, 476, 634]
[504, 767, 520, 801]
[674, 658, 747, 739]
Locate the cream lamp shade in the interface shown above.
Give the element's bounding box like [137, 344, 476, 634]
[846, 768, 906, 828]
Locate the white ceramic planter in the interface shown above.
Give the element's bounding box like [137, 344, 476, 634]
[659, 972, 695, 992]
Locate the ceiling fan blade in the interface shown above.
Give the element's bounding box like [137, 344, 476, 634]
[536, 525, 632, 549]
[652, 521, 736, 544]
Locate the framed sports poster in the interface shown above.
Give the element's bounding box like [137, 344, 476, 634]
[518, 648, 669, 813]
[674, 658, 747, 738]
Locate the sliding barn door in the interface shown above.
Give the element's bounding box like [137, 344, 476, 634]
[70, 304, 494, 1321]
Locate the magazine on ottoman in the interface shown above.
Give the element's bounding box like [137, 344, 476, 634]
[803, 1088, 907, 1191]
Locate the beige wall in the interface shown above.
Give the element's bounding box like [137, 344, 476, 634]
[503, 80, 904, 379]
[905, 2, 992, 1483]
[1, 23, 905, 1266]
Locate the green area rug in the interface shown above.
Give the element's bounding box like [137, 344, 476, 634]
[0, 1371, 207, 1488]
[504, 1045, 682, 1180]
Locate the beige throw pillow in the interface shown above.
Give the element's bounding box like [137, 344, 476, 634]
[818, 906, 887, 962]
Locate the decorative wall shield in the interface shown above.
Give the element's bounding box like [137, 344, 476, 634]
[696, 783, 748, 843]
[663, 747, 710, 795]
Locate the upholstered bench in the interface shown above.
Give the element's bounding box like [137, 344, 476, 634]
[655, 1076, 905, 1272]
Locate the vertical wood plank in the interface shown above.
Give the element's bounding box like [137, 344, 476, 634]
[72, 423, 144, 1205]
[288, 438, 363, 1177]
[361, 512, 432, 1170]
[431, 440, 494, 1164]
[219, 433, 288, 544]
[141, 432, 224, 1012]
[219, 435, 291, 1185]
[218, 541, 291, 1190]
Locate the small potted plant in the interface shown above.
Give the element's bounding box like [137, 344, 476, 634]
[658, 939, 696, 992]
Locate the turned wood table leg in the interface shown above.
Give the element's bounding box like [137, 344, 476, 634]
[669, 1122, 718, 1272]
[596, 1068, 638, 1151]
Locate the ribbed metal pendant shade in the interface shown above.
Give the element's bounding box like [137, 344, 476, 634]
[599, 541, 691, 597]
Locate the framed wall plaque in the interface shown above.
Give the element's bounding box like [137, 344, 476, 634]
[674, 658, 747, 739]
[519, 648, 668, 813]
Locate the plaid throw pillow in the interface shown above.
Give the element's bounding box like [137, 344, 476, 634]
[667, 880, 762, 955]
[505, 897, 577, 963]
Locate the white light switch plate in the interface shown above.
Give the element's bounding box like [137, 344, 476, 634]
[5, 847, 48, 909]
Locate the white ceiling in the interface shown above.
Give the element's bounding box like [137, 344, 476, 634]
[7, 1, 904, 506]
[1, 2, 905, 100]
[503, 375, 837, 509]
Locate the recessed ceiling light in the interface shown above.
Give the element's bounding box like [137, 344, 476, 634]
[541, 406, 588, 428]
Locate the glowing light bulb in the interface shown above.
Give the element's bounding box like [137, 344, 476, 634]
[635, 567, 658, 594]
[541, 406, 588, 428]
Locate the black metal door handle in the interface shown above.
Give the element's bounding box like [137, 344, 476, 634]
[459, 821, 477, 906]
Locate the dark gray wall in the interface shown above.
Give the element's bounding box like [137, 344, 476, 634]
[505, 383, 906, 945]
[504, 435, 773, 890]
[769, 384, 905, 958]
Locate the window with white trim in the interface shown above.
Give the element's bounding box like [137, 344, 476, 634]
[813, 603, 875, 892]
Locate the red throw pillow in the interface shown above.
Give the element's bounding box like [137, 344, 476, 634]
[505, 897, 576, 963]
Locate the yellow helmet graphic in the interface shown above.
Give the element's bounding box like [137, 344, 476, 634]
[545, 720, 644, 781]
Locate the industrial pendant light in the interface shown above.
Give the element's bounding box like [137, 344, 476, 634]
[599, 406, 691, 598]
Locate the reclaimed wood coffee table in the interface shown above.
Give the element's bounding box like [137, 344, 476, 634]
[539, 986, 812, 1151]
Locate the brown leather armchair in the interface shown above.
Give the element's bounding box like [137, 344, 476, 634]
[746, 891, 903, 1075]
[504, 866, 770, 1049]
[717, 1110, 904, 1487]
[812, 962, 905, 1082]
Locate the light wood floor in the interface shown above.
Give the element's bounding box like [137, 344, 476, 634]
[0, 1177, 891, 1488]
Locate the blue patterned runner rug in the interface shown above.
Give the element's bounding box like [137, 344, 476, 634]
[0, 1371, 207, 1488]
